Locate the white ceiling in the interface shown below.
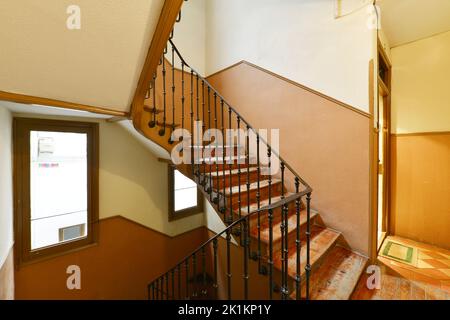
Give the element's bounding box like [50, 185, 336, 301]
[378, 0, 450, 47]
[0, 0, 164, 113]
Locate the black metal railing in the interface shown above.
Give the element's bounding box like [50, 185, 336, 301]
[144, 2, 313, 300]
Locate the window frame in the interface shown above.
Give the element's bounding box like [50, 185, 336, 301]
[168, 165, 203, 221]
[13, 118, 99, 266]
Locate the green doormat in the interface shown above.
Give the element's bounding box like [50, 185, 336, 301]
[380, 240, 418, 267]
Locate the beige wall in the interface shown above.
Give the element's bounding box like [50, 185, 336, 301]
[205, 0, 375, 113]
[207, 62, 371, 256]
[391, 30, 450, 134]
[0, 107, 14, 299]
[10, 113, 205, 236]
[173, 0, 206, 75]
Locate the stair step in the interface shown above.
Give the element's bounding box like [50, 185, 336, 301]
[273, 226, 341, 279]
[249, 208, 318, 244]
[222, 178, 280, 196]
[199, 155, 255, 164]
[209, 167, 258, 177]
[290, 246, 367, 300]
[239, 194, 294, 215]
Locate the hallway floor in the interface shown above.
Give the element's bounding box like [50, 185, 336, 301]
[352, 236, 450, 300]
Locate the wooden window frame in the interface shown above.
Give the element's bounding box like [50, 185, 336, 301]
[168, 165, 203, 221]
[13, 118, 99, 267]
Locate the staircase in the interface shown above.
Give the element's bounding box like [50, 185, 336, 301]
[133, 2, 368, 300]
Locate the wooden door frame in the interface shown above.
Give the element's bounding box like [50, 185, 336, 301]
[370, 39, 392, 261]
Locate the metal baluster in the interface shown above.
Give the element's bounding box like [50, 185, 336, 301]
[178, 264, 182, 300]
[192, 253, 198, 298]
[201, 81, 206, 186]
[201, 247, 207, 296]
[181, 62, 185, 132]
[148, 284, 151, 300]
[185, 259, 190, 299]
[246, 125, 250, 243]
[295, 178, 301, 300]
[207, 87, 212, 199]
[159, 51, 167, 136]
[256, 135, 262, 272]
[166, 273, 169, 300]
[237, 117, 242, 221]
[213, 93, 219, 205]
[171, 269, 175, 300]
[228, 106, 233, 224]
[226, 228, 232, 300]
[280, 162, 288, 300]
[149, 73, 157, 128]
[221, 99, 226, 218]
[155, 278, 159, 300]
[213, 238, 218, 299]
[190, 70, 194, 176]
[160, 277, 164, 300]
[267, 147, 273, 299]
[243, 217, 249, 299]
[306, 192, 312, 300]
[169, 45, 175, 143]
[196, 74, 200, 178]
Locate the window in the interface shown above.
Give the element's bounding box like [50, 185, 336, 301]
[14, 118, 99, 265]
[168, 165, 203, 221]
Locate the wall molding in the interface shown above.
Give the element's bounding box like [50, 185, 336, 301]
[100, 215, 206, 239]
[0, 243, 14, 271]
[206, 60, 372, 119]
[391, 131, 450, 137]
[0, 91, 128, 117]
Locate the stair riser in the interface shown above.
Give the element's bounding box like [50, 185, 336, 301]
[196, 146, 244, 157]
[225, 182, 283, 210]
[211, 171, 264, 189]
[199, 162, 255, 172]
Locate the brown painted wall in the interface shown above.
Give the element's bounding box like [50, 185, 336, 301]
[14, 216, 209, 299]
[390, 133, 450, 249]
[0, 247, 14, 299]
[207, 62, 371, 255]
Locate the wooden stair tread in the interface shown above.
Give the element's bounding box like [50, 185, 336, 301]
[222, 179, 281, 195]
[199, 155, 255, 164]
[273, 226, 341, 279]
[250, 209, 318, 244]
[238, 194, 293, 215]
[209, 167, 258, 177]
[291, 246, 367, 300]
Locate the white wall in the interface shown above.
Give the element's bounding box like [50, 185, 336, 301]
[173, 0, 206, 75]
[391, 30, 450, 133]
[0, 107, 14, 268]
[205, 0, 375, 112]
[10, 113, 205, 237]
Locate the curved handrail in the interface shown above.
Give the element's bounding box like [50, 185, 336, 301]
[168, 39, 312, 192]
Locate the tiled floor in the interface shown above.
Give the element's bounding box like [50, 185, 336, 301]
[352, 236, 450, 300]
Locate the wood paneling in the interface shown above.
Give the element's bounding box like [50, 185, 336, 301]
[0, 247, 14, 300]
[390, 132, 450, 250]
[207, 62, 371, 256]
[14, 216, 209, 299]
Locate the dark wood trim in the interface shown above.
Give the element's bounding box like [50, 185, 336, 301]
[0, 91, 127, 117]
[369, 59, 378, 262]
[131, 0, 184, 120]
[13, 118, 99, 268]
[391, 131, 450, 137]
[167, 164, 203, 222]
[206, 60, 372, 119]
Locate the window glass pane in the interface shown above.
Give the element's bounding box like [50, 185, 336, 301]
[174, 170, 197, 211]
[30, 131, 88, 249]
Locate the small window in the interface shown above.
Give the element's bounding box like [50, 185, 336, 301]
[168, 165, 203, 221]
[14, 118, 99, 265]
